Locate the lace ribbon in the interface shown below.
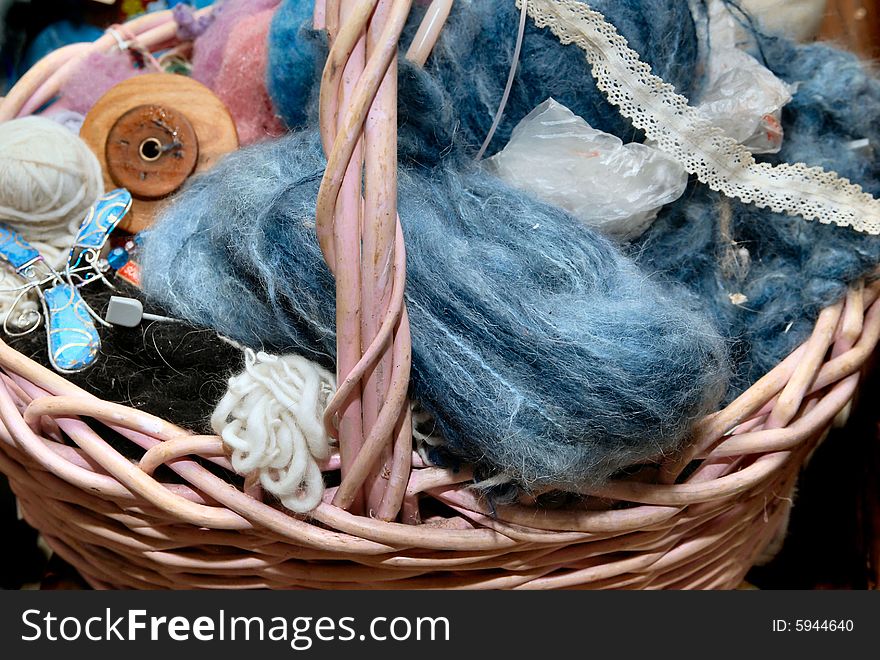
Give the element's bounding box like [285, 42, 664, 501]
[519, 0, 880, 234]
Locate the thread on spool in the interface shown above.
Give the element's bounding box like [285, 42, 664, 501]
[79, 72, 240, 233]
[211, 349, 336, 513]
[106, 24, 162, 72]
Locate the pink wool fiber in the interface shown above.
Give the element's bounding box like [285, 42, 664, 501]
[57, 50, 144, 115]
[213, 9, 285, 144]
[191, 0, 280, 90]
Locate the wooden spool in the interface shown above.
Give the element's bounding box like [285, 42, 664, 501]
[80, 73, 238, 233]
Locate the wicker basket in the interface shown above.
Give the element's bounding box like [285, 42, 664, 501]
[1, 3, 878, 590]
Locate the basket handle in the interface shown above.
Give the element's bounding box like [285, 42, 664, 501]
[316, 0, 414, 520]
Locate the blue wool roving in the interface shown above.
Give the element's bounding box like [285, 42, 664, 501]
[140, 130, 729, 491]
[760, 38, 880, 193]
[266, 0, 323, 130]
[267, 0, 699, 161]
[635, 35, 880, 393]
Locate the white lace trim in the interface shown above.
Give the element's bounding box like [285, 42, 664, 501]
[519, 0, 880, 235]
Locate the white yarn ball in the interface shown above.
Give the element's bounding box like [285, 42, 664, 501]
[0, 115, 104, 246]
[0, 116, 103, 325]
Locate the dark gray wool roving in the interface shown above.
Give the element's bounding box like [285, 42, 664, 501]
[139, 130, 729, 492]
[4, 279, 244, 434]
[634, 33, 880, 393]
[267, 0, 700, 161]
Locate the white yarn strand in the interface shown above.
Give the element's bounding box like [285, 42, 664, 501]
[0, 243, 67, 328]
[211, 350, 337, 514]
[519, 0, 880, 234]
[475, 0, 529, 161]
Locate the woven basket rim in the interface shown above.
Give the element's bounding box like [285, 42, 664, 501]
[0, 3, 877, 589]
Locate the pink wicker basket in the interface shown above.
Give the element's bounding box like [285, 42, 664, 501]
[0, 2, 877, 590]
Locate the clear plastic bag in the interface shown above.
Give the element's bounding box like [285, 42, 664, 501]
[695, 0, 795, 154]
[739, 0, 827, 43]
[486, 99, 688, 241]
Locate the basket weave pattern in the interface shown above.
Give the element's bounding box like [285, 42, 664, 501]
[0, 4, 877, 590]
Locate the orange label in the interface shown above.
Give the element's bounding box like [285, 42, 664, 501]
[117, 260, 142, 288]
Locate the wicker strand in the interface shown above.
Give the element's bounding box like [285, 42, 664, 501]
[327, 0, 369, 514]
[362, 0, 410, 520]
[316, 0, 414, 517]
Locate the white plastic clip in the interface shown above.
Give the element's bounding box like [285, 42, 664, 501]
[105, 296, 178, 328]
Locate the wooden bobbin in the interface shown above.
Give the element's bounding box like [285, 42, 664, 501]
[80, 73, 239, 233]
